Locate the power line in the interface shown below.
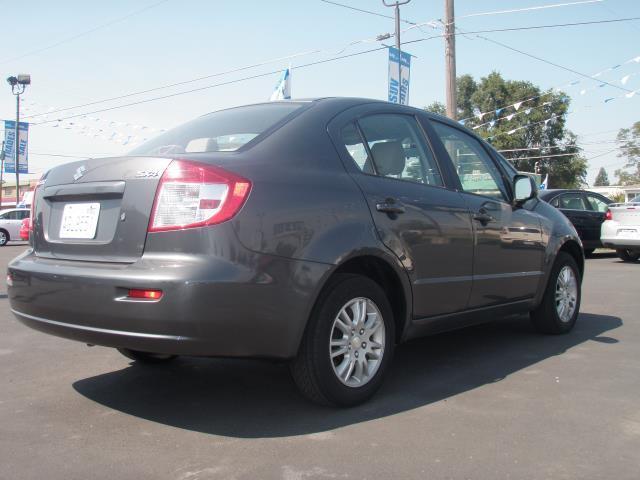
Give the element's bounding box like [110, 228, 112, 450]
[31, 45, 390, 125]
[456, 28, 634, 94]
[456, 0, 605, 21]
[27, 17, 640, 123]
[0, 0, 172, 65]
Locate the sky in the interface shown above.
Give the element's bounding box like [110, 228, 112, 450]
[0, 0, 639, 186]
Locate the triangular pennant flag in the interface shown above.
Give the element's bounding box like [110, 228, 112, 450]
[580, 89, 587, 95]
[513, 101, 523, 111]
[489, 120, 496, 128]
[570, 81, 580, 86]
[506, 113, 515, 121]
[598, 83, 606, 88]
[611, 64, 621, 70]
[525, 108, 532, 115]
[625, 90, 637, 99]
[495, 108, 503, 116]
[476, 112, 485, 121]
[604, 97, 615, 103]
[458, 119, 466, 126]
[621, 75, 631, 85]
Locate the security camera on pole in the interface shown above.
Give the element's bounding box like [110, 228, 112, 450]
[6, 74, 30, 207]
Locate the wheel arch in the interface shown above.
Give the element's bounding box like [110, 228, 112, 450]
[303, 251, 413, 349]
[558, 239, 584, 279]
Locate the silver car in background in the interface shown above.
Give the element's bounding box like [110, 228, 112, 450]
[0, 208, 30, 246]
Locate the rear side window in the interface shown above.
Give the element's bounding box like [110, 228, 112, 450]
[347, 114, 443, 186]
[129, 103, 304, 156]
[586, 194, 609, 212]
[430, 121, 507, 201]
[556, 193, 589, 210]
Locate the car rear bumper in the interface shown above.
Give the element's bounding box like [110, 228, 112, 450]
[601, 221, 640, 249]
[7, 248, 332, 359]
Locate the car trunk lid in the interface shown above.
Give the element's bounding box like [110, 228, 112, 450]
[32, 156, 172, 263]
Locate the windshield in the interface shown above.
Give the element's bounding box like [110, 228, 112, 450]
[129, 103, 304, 156]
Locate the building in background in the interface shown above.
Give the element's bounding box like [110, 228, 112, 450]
[588, 185, 640, 202]
[1, 178, 37, 208]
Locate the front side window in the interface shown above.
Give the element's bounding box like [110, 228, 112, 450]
[355, 114, 443, 186]
[430, 121, 507, 201]
[129, 103, 304, 156]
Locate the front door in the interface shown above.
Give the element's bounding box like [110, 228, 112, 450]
[332, 112, 474, 318]
[428, 120, 545, 308]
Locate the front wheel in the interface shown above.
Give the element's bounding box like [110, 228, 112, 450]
[531, 252, 581, 334]
[616, 249, 640, 262]
[0, 230, 9, 247]
[117, 348, 177, 364]
[290, 274, 395, 407]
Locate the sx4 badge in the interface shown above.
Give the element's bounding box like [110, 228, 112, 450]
[135, 170, 161, 178]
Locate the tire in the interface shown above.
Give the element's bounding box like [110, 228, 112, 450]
[290, 274, 395, 407]
[117, 348, 177, 364]
[583, 248, 595, 257]
[0, 229, 9, 247]
[616, 249, 640, 262]
[531, 252, 581, 334]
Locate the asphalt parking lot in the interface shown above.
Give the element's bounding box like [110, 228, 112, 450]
[0, 245, 638, 480]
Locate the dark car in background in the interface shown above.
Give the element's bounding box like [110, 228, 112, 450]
[538, 189, 612, 256]
[8, 98, 584, 406]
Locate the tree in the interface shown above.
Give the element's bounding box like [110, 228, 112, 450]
[425, 72, 587, 188]
[614, 121, 640, 185]
[593, 167, 610, 186]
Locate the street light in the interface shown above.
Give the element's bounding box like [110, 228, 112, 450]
[6, 73, 30, 207]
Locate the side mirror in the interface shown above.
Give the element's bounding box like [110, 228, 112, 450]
[513, 174, 537, 206]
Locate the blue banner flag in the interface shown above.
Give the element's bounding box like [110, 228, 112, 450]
[388, 47, 411, 105]
[3, 120, 29, 174]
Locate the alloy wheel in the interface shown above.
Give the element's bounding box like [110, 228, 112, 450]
[329, 297, 385, 387]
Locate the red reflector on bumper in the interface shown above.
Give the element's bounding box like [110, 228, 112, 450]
[128, 289, 163, 300]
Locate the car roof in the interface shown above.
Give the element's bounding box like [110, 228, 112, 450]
[538, 189, 612, 201]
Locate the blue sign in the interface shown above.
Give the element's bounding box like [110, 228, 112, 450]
[388, 47, 411, 105]
[3, 120, 29, 174]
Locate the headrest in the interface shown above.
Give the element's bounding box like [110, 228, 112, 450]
[370, 141, 406, 176]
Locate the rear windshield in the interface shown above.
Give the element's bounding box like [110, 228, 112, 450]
[129, 103, 304, 156]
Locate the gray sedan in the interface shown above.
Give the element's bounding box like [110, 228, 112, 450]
[8, 98, 583, 406]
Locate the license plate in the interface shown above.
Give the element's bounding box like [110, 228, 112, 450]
[618, 229, 638, 238]
[59, 203, 101, 239]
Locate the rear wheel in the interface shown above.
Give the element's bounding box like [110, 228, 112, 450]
[117, 348, 177, 364]
[531, 252, 581, 334]
[0, 229, 9, 246]
[290, 274, 395, 407]
[616, 249, 640, 262]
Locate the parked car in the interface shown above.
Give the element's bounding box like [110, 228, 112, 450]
[7, 99, 584, 406]
[19, 217, 30, 241]
[538, 189, 612, 256]
[0, 208, 30, 246]
[601, 198, 640, 262]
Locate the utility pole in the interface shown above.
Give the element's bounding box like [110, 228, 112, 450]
[383, 0, 411, 104]
[444, 0, 457, 120]
[6, 74, 30, 207]
[0, 140, 4, 208]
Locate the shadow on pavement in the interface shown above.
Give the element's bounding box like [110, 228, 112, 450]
[73, 312, 621, 438]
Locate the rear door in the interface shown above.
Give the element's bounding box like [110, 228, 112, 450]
[427, 120, 544, 308]
[550, 192, 593, 246]
[329, 107, 474, 317]
[583, 193, 611, 247]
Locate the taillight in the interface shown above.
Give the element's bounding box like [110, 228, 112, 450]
[148, 160, 251, 232]
[604, 209, 612, 221]
[29, 178, 45, 232]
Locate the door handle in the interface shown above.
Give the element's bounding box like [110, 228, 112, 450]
[376, 198, 406, 214]
[473, 209, 494, 225]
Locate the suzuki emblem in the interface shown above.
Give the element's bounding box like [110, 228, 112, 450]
[73, 165, 87, 181]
